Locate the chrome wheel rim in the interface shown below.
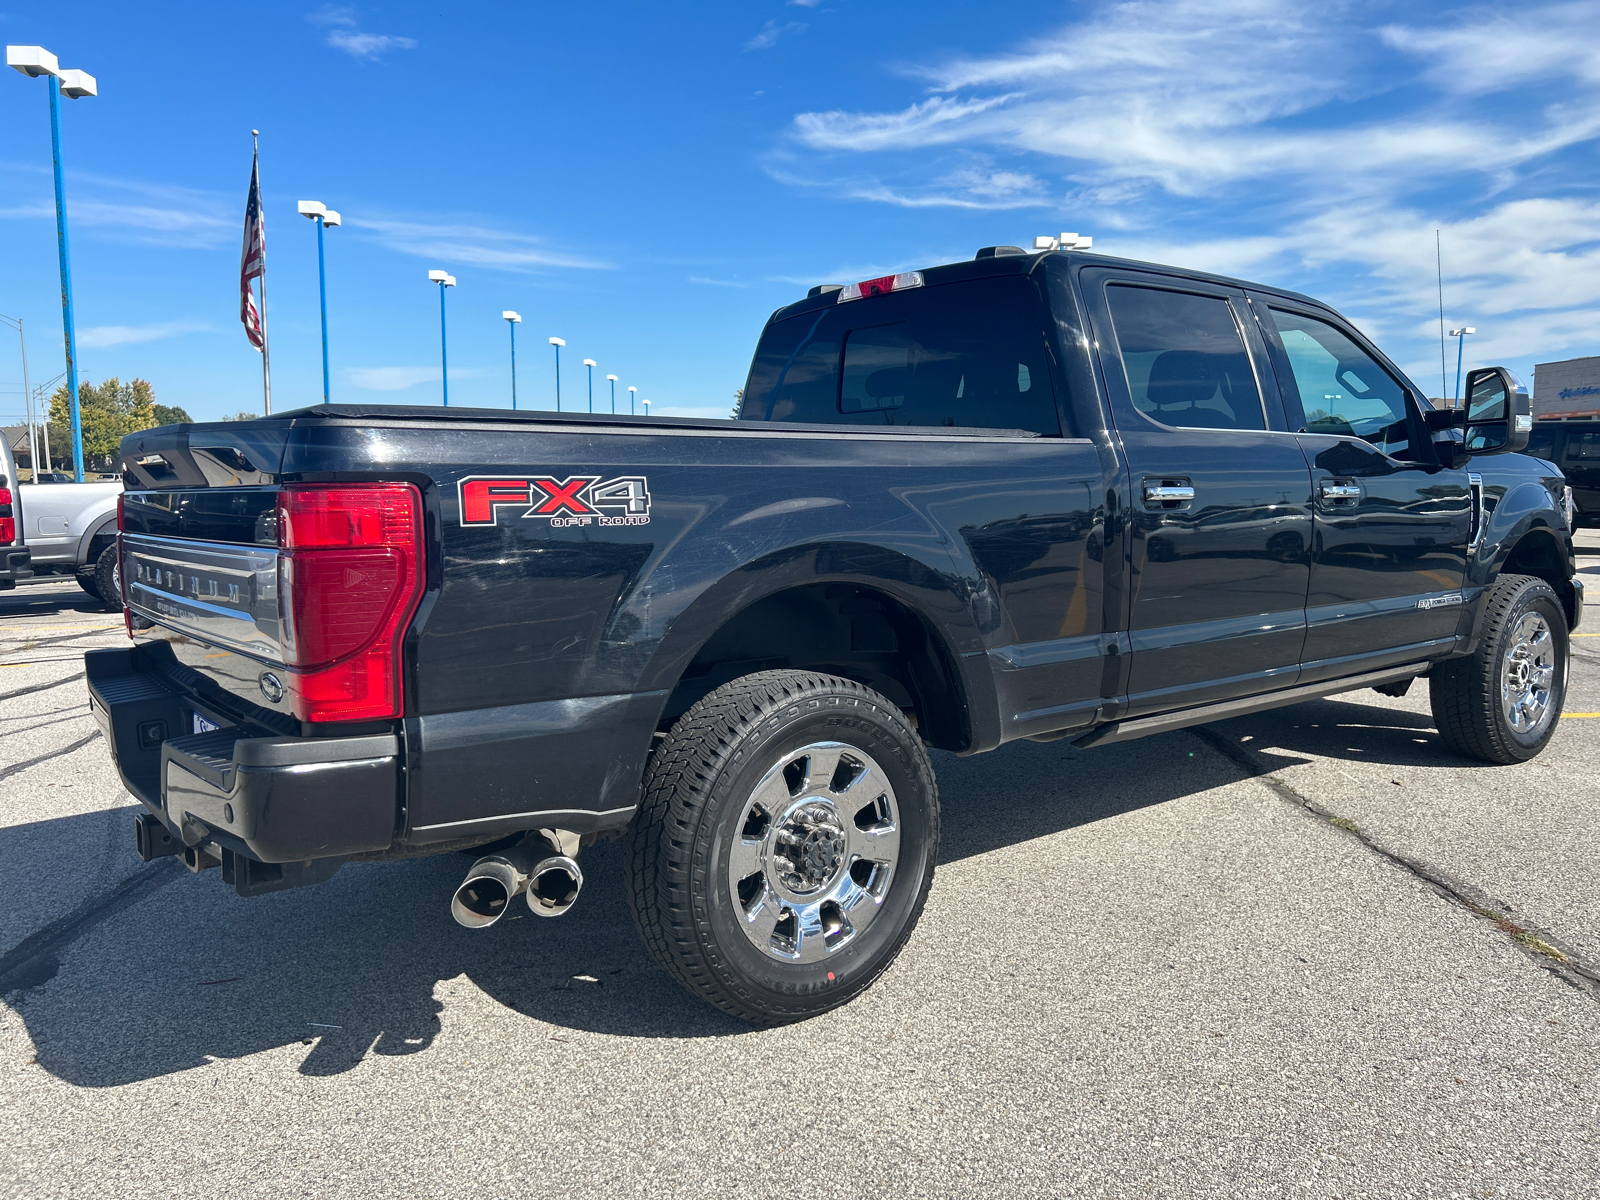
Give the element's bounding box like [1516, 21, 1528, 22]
[726, 741, 900, 964]
[1501, 612, 1557, 736]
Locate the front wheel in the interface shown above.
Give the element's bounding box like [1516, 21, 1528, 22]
[625, 670, 939, 1024]
[1430, 573, 1569, 764]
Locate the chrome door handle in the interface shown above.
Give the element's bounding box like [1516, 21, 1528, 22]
[1143, 484, 1195, 503]
[1319, 482, 1361, 500]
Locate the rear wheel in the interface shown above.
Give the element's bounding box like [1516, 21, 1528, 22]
[1430, 573, 1568, 764]
[76, 570, 101, 601]
[625, 670, 939, 1024]
[92, 544, 121, 611]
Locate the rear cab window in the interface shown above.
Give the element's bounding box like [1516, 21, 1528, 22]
[740, 275, 1064, 435]
[1102, 284, 1267, 432]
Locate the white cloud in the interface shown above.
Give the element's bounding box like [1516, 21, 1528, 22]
[688, 276, 749, 287]
[343, 366, 488, 391]
[0, 164, 236, 248]
[1381, 2, 1600, 93]
[769, 0, 1600, 375]
[307, 6, 417, 59]
[78, 321, 210, 349]
[783, 0, 1600, 199]
[746, 20, 805, 51]
[348, 216, 611, 273]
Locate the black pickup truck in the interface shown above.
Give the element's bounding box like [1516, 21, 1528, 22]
[87, 245, 1581, 1024]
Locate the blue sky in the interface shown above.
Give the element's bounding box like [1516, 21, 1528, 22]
[2, 0, 1598, 423]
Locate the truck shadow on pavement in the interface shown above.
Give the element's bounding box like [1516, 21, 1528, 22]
[0, 582, 116, 619]
[1, 694, 1473, 1087]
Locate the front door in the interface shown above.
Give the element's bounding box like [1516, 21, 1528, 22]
[1084, 269, 1315, 717]
[1247, 297, 1473, 681]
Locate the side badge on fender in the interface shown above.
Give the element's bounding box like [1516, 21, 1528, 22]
[458, 475, 652, 528]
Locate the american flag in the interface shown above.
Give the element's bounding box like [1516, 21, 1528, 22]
[240, 149, 266, 350]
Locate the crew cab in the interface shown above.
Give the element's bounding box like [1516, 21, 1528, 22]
[86, 244, 1581, 1024]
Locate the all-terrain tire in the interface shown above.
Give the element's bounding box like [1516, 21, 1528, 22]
[624, 670, 939, 1024]
[1430, 573, 1568, 764]
[76, 570, 101, 601]
[93, 543, 121, 611]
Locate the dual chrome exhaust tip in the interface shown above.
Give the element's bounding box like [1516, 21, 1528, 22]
[450, 833, 584, 929]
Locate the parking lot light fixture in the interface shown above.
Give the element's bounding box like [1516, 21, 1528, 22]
[583, 359, 597, 413]
[627, 385, 637, 415]
[548, 337, 565, 411]
[1449, 327, 1477, 406]
[503, 312, 522, 409]
[299, 201, 338, 403]
[428, 270, 455, 405]
[642, 398, 651, 418]
[8, 44, 95, 480]
[606, 373, 618, 414]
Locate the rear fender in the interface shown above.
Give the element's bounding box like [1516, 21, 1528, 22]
[633, 540, 999, 753]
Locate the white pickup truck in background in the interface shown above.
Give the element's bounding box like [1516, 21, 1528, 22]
[15, 476, 122, 604]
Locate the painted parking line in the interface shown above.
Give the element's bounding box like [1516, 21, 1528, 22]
[1564, 713, 1600, 718]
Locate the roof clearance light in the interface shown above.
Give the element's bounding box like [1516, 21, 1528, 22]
[837, 271, 925, 303]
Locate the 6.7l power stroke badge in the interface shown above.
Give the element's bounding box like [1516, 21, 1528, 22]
[458, 475, 652, 528]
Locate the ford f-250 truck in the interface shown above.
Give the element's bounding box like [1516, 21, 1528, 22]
[86, 245, 1581, 1024]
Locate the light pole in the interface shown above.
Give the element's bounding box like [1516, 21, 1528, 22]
[627, 385, 637, 415]
[548, 337, 565, 411]
[1449, 327, 1476, 406]
[0, 314, 38, 477]
[606, 374, 618, 414]
[503, 312, 521, 409]
[428, 270, 455, 405]
[583, 359, 597, 413]
[298, 201, 340, 403]
[642, 398, 651, 418]
[8, 46, 96, 481]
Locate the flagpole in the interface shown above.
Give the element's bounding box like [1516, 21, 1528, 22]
[253, 130, 273, 416]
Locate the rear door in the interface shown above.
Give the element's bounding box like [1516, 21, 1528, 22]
[1247, 296, 1472, 680]
[1083, 268, 1314, 716]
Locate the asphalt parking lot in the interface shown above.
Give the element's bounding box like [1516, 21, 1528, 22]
[1, 544, 1597, 1200]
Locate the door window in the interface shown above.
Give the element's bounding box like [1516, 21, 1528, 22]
[1267, 309, 1415, 457]
[740, 276, 1061, 434]
[1103, 285, 1265, 431]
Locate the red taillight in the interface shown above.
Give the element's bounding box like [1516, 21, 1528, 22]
[0, 487, 12, 547]
[837, 271, 924, 303]
[276, 484, 424, 723]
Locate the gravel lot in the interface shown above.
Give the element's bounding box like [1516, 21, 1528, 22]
[2, 540, 1597, 1200]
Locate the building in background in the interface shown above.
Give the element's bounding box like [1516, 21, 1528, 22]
[1526, 356, 1600, 528]
[1534, 355, 1600, 421]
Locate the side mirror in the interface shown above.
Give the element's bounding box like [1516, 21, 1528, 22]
[1462, 366, 1531, 457]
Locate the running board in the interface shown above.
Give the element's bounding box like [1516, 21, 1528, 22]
[1072, 662, 1432, 749]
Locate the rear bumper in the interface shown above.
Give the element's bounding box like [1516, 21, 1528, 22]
[0, 545, 32, 589]
[86, 647, 399, 867]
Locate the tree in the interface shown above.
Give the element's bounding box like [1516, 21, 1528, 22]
[153, 403, 193, 426]
[48, 377, 161, 473]
[220, 412, 258, 422]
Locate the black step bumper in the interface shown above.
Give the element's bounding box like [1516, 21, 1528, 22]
[86, 648, 400, 871]
[0, 545, 32, 589]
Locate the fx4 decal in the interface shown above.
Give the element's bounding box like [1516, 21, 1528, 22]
[458, 475, 652, 528]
